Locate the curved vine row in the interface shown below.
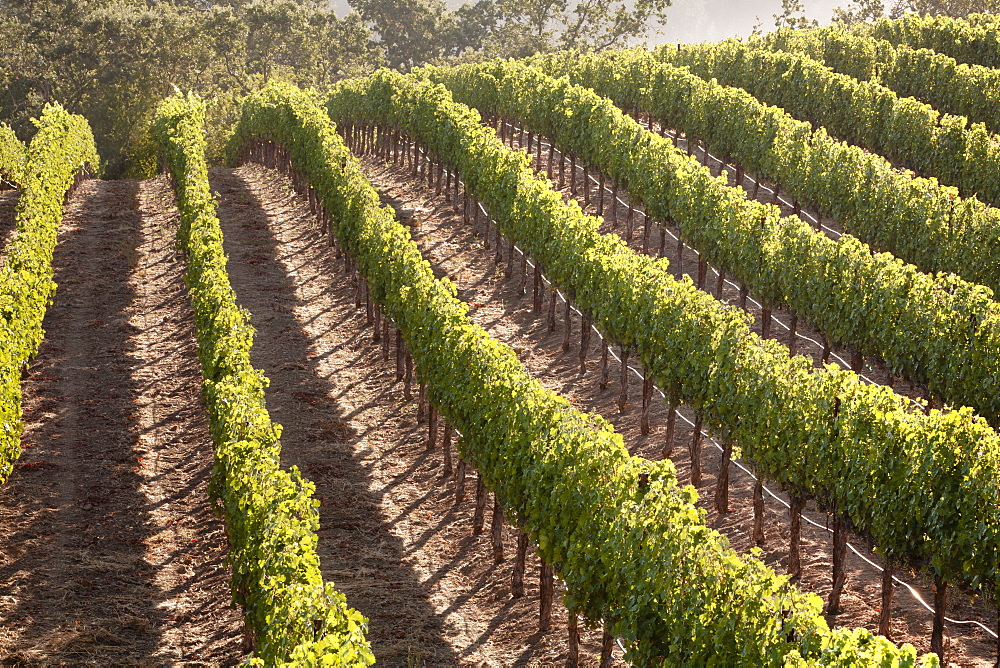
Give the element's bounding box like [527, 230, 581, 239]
[431, 57, 1000, 440]
[0, 105, 97, 487]
[865, 13, 1000, 70]
[326, 68, 1000, 610]
[228, 79, 936, 666]
[658, 39, 1000, 208]
[528, 48, 1000, 297]
[0, 124, 25, 186]
[151, 94, 375, 667]
[761, 25, 1000, 136]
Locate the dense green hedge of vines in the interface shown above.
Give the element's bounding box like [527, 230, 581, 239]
[0, 124, 25, 186]
[151, 93, 374, 667]
[866, 13, 1000, 70]
[527, 48, 1000, 298]
[479, 53, 1000, 432]
[227, 80, 936, 666]
[761, 25, 1000, 136]
[658, 39, 1000, 209]
[326, 68, 1000, 608]
[0, 105, 97, 487]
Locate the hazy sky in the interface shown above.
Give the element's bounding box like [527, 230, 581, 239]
[330, 0, 849, 45]
[657, 0, 845, 43]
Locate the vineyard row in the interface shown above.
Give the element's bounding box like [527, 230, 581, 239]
[0, 106, 96, 487]
[366, 113, 998, 654]
[328, 68, 991, 658]
[235, 80, 935, 664]
[762, 25, 1000, 136]
[429, 60, 1000, 458]
[863, 13, 1000, 71]
[151, 94, 375, 666]
[661, 39, 1000, 211]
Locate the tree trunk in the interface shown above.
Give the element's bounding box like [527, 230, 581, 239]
[491, 497, 504, 563]
[663, 404, 677, 458]
[473, 474, 487, 534]
[600, 338, 610, 390]
[427, 405, 437, 450]
[579, 313, 591, 374]
[600, 631, 614, 667]
[562, 299, 572, 351]
[442, 424, 453, 475]
[533, 263, 542, 312]
[548, 289, 557, 331]
[567, 614, 580, 667]
[789, 314, 798, 356]
[641, 376, 654, 435]
[395, 328, 404, 380]
[455, 459, 467, 504]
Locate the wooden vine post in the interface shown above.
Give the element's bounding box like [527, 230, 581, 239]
[788, 493, 805, 579]
[491, 498, 504, 563]
[511, 532, 529, 597]
[713, 438, 733, 513]
[689, 416, 703, 485]
[752, 478, 765, 545]
[878, 557, 894, 639]
[539, 560, 554, 631]
[618, 347, 630, 413]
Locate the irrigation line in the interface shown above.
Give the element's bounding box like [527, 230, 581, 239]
[396, 139, 995, 640]
[493, 130, 924, 409]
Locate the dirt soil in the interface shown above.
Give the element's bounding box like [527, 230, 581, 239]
[210, 164, 617, 666]
[0, 149, 989, 666]
[0, 178, 243, 666]
[355, 146, 995, 667]
[0, 190, 20, 258]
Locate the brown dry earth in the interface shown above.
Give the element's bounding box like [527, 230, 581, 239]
[0, 189, 19, 257]
[0, 178, 243, 665]
[356, 148, 996, 667]
[210, 164, 616, 666]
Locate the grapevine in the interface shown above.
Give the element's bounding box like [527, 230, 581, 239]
[325, 69, 1000, 604]
[151, 93, 375, 667]
[228, 80, 937, 666]
[0, 105, 97, 487]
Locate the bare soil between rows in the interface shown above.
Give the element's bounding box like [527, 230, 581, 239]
[357, 151, 995, 667]
[0, 178, 242, 666]
[211, 164, 617, 666]
[0, 154, 991, 666]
